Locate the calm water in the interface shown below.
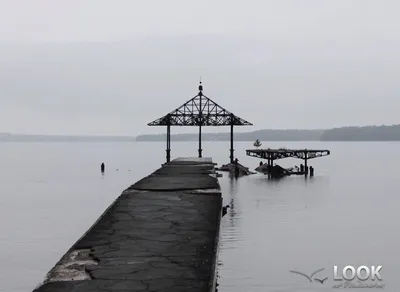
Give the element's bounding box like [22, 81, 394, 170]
[0, 141, 397, 291]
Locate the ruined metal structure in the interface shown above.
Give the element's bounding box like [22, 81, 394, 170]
[246, 148, 330, 176]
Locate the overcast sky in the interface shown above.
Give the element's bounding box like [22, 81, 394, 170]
[0, 0, 399, 135]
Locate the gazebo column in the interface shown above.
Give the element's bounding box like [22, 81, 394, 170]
[166, 124, 171, 163]
[230, 123, 234, 163]
[198, 84, 203, 158]
[198, 124, 202, 158]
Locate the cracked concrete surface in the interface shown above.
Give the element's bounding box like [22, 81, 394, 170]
[42, 249, 98, 283]
[34, 157, 222, 292]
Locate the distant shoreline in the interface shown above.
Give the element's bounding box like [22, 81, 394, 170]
[136, 124, 400, 142]
[2, 124, 400, 142]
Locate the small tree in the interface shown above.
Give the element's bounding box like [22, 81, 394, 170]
[253, 139, 262, 148]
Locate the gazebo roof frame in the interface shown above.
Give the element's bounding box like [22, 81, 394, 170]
[148, 82, 252, 127]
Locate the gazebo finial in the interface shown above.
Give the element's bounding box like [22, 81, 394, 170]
[198, 78, 203, 92]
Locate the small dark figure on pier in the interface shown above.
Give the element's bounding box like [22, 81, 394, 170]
[233, 158, 239, 178]
[101, 163, 105, 173]
[259, 161, 263, 166]
[310, 166, 314, 177]
[300, 164, 304, 172]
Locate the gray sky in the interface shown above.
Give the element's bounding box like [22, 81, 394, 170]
[0, 0, 399, 135]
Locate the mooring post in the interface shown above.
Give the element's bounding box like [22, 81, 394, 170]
[230, 121, 234, 163]
[304, 149, 308, 176]
[270, 157, 274, 178]
[166, 124, 171, 163]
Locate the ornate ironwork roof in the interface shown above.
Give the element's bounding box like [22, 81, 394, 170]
[246, 149, 330, 160]
[148, 82, 253, 126]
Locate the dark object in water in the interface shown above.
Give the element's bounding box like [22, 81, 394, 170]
[216, 162, 255, 176]
[101, 163, 105, 173]
[256, 163, 309, 177]
[269, 164, 288, 178]
[222, 205, 230, 217]
[255, 163, 290, 178]
[215, 158, 255, 176]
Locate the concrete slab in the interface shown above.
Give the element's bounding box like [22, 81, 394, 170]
[130, 175, 219, 191]
[130, 159, 219, 191]
[153, 165, 214, 175]
[33, 158, 222, 292]
[172, 157, 213, 163]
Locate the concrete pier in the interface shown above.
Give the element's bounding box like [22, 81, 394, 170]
[33, 157, 222, 292]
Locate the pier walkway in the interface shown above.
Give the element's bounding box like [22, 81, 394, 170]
[33, 157, 222, 292]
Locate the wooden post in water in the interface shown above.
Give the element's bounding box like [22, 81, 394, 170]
[267, 153, 271, 178]
[304, 149, 308, 176]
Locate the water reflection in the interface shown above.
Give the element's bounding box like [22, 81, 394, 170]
[217, 172, 350, 292]
[227, 175, 239, 226]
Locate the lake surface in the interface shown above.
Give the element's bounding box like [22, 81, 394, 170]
[0, 141, 396, 291]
